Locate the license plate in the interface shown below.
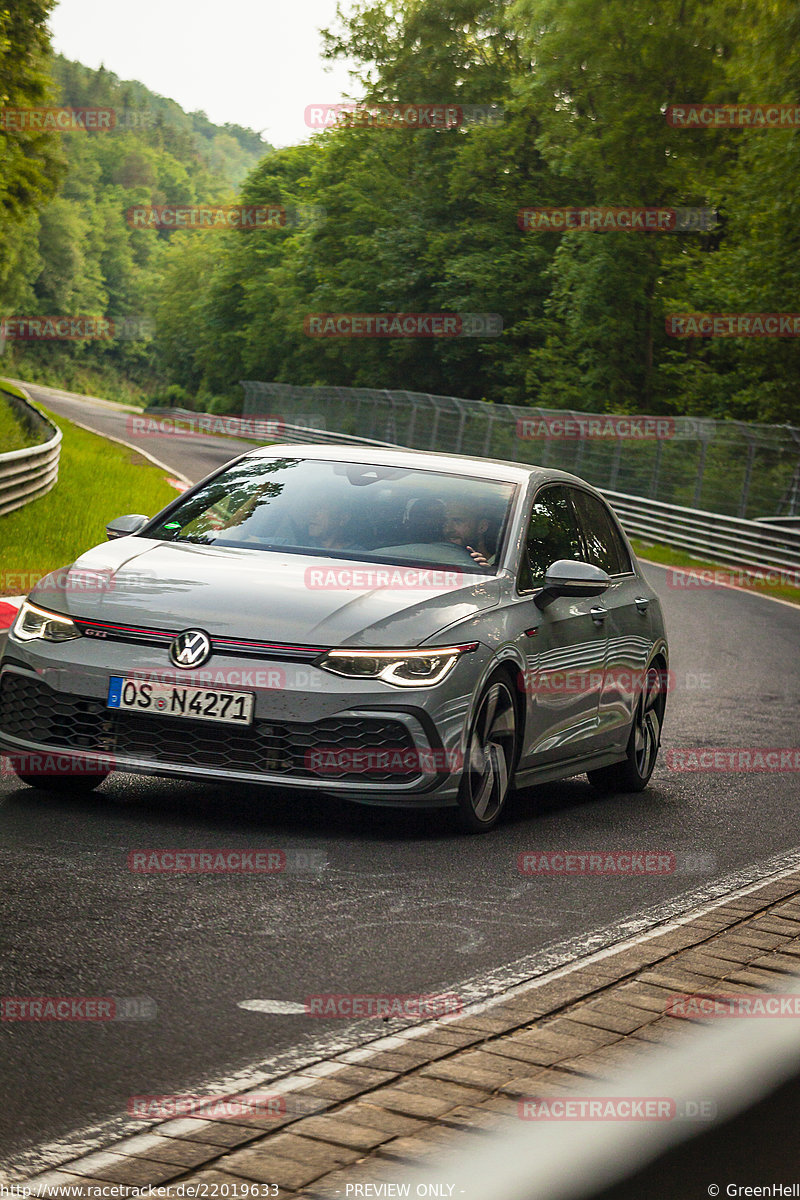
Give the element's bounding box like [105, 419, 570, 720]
[107, 677, 254, 725]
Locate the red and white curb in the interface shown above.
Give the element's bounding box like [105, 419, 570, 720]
[0, 597, 24, 631]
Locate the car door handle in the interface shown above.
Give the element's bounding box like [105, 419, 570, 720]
[590, 606, 607, 624]
[634, 596, 650, 614]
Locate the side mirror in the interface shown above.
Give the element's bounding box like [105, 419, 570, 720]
[106, 514, 149, 541]
[534, 559, 610, 609]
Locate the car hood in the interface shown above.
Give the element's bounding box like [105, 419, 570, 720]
[29, 538, 502, 648]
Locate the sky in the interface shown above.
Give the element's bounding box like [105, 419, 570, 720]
[49, 0, 362, 148]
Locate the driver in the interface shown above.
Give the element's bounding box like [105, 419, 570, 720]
[443, 502, 496, 567]
[306, 501, 358, 550]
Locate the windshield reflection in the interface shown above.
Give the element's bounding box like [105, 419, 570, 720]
[147, 457, 517, 574]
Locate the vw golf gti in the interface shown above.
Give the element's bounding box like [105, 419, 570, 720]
[0, 444, 668, 831]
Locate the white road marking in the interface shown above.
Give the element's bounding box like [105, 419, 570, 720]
[12, 379, 194, 486]
[238, 999, 307, 1014]
[638, 555, 800, 610]
[7, 845, 800, 1183]
[56, 414, 194, 488]
[6, 378, 140, 412]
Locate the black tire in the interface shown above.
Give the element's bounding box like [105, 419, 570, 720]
[457, 674, 519, 833]
[14, 773, 109, 793]
[11, 757, 110, 792]
[587, 662, 666, 794]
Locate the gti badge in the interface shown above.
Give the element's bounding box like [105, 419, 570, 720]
[169, 629, 212, 668]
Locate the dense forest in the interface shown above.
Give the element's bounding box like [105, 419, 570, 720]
[2, 0, 799, 422]
[0, 6, 271, 403]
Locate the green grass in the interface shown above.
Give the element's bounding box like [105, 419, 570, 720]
[0, 403, 182, 592]
[0, 379, 29, 401]
[630, 537, 800, 606]
[0, 384, 40, 452]
[3, 357, 155, 407]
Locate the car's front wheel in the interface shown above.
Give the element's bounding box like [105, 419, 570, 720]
[457, 674, 519, 833]
[587, 662, 666, 794]
[10, 757, 110, 793]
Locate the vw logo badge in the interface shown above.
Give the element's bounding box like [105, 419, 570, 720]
[169, 629, 212, 669]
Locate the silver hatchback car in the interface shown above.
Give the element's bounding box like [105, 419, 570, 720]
[0, 445, 668, 832]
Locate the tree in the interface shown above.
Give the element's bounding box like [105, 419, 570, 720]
[512, 0, 737, 411]
[0, 0, 64, 300]
[674, 0, 800, 422]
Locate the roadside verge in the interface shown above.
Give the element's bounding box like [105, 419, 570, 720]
[0, 382, 188, 595]
[22, 864, 800, 1197]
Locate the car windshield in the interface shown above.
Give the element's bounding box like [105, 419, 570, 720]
[146, 456, 517, 573]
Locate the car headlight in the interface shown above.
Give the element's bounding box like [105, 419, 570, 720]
[318, 643, 477, 688]
[11, 601, 81, 643]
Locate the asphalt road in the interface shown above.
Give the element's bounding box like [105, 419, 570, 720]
[12, 380, 257, 485]
[2, 383, 799, 1176]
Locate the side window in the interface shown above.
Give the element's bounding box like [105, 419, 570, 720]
[570, 489, 631, 575]
[519, 485, 584, 591]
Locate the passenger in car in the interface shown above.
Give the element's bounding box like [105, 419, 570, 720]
[306, 502, 361, 551]
[404, 497, 446, 542]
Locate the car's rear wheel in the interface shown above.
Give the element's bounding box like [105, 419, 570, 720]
[457, 675, 518, 833]
[587, 662, 666, 793]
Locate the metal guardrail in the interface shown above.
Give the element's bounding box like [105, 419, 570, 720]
[0, 386, 62, 517]
[144, 403, 800, 576]
[602, 491, 800, 574]
[753, 514, 800, 529]
[273, 422, 800, 577]
[142, 406, 396, 449]
[241, 380, 800, 520]
[275, 422, 395, 448]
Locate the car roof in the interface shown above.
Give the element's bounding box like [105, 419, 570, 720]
[246, 441, 597, 492]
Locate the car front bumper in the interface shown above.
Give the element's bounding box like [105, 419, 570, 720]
[0, 634, 490, 806]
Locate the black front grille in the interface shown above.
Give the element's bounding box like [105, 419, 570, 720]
[1, 670, 111, 751]
[0, 670, 417, 783]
